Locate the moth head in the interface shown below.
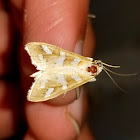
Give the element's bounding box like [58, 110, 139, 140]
[91, 60, 137, 92]
[87, 60, 103, 76]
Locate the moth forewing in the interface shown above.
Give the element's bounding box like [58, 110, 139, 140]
[27, 73, 95, 102]
[25, 42, 102, 102]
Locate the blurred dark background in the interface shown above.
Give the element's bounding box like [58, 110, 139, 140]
[88, 0, 140, 140]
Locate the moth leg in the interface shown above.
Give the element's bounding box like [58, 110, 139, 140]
[76, 87, 80, 100]
[63, 88, 80, 100]
[63, 92, 67, 98]
[66, 108, 80, 136]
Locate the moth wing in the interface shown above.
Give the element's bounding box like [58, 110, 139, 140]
[25, 42, 96, 102]
[25, 42, 93, 71]
[27, 71, 95, 102]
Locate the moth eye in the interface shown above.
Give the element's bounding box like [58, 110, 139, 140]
[87, 67, 91, 72]
[91, 66, 97, 73]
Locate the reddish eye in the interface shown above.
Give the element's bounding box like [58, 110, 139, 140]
[91, 66, 97, 73]
[87, 67, 91, 72]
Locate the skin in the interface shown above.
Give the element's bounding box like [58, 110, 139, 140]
[0, 0, 95, 139]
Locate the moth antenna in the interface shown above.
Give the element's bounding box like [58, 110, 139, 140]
[103, 66, 137, 76]
[103, 68, 127, 92]
[102, 62, 120, 68]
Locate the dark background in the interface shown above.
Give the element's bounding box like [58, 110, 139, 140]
[88, 0, 140, 140]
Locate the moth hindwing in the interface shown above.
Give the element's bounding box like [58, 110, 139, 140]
[25, 42, 103, 102]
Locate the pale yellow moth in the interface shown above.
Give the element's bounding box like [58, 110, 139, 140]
[25, 42, 122, 102]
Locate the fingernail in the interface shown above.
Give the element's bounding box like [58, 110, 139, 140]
[74, 40, 84, 100]
[67, 87, 87, 136]
[66, 110, 80, 136]
[74, 40, 84, 55]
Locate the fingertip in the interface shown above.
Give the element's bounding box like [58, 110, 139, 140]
[25, 103, 78, 139]
[23, 0, 89, 50]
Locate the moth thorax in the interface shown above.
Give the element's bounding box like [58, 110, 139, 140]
[87, 66, 97, 74]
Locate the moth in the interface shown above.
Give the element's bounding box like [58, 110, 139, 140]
[25, 42, 129, 102]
